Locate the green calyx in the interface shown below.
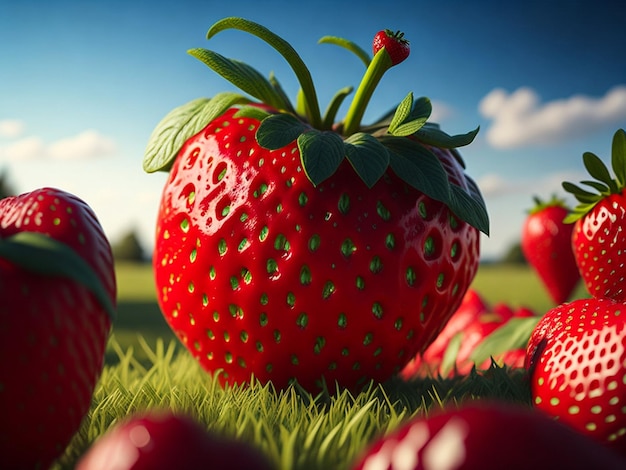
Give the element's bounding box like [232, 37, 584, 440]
[0, 232, 116, 321]
[142, 17, 488, 235]
[527, 194, 568, 215]
[562, 128, 626, 223]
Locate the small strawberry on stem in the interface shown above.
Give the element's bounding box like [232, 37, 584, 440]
[563, 128, 626, 301]
[372, 29, 410, 65]
[144, 18, 488, 392]
[521, 194, 580, 304]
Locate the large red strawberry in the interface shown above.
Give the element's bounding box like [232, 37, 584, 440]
[143, 17, 488, 392]
[400, 289, 536, 378]
[521, 195, 580, 304]
[351, 401, 626, 469]
[0, 187, 116, 470]
[563, 128, 626, 301]
[77, 411, 275, 470]
[525, 297, 626, 458]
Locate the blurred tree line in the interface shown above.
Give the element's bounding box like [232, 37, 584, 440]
[0, 169, 16, 199]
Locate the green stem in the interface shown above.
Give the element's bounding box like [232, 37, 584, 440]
[207, 17, 322, 128]
[342, 49, 393, 135]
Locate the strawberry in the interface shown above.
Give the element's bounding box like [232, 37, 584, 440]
[372, 29, 410, 65]
[525, 297, 626, 458]
[143, 17, 488, 391]
[77, 412, 275, 470]
[401, 289, 536, 378]
[351, 401, 626, 469]
[563, 128, 626, 301]
[521, 195, 580, 304]
[0, 187, 116, 469]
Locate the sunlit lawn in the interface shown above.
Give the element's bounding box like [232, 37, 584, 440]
[49, 261, 586, 469]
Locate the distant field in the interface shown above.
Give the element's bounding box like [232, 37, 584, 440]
[109, 261, 589, 363]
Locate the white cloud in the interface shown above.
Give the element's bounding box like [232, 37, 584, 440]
[47, 129, 116, 160]
[0, 119, 25, 138]
[479, 85, 626, 149]
[1, 136, 46, 161]
[477, 169, 585, 200]
[0, 129, 116, 161]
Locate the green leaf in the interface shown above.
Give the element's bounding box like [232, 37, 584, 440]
[392, 118, 430, 137]
[298, 130, 345, 185]
[207, 17, 322, 127]
[318, 35, 371, 67]
[383, 137, 451, 204]
[469, 316, 541, 365]
[256, 113, 310, 150]
[233, 106, 272, 121]
[296, 88, 307, 119]
[563, 203, 599, 223]
[410, 96, 433, 121]
[448, 184, 490, 235]
[344, 133, 390, 188]
[269, 72, 297, 115]
[562, 181, 601, 204]
[143, 93, 249, 173]
[582, 151, 618, 193]
[440, 331, 464, 377]
[322, 86, 353, 130]
[580, 179, 610, 193]
[415, 123, 479, 149]
[388, 92, 413, 135]
[611, 128, 626, 187]
[188, 48, 287, 110]
[0, 232, 116, 321]
[465, 174, 489, 229]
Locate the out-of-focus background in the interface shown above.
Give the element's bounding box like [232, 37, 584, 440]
[1, 0, 625, 262]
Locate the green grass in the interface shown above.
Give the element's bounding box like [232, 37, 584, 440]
[50, 262, 581, 469]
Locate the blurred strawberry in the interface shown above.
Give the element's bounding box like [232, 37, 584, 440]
[77, 411, 275, 470]
[521, 195, 580, 304]
[0, 187, 116, 469]
[401, 289, 537, 378]
[351, 401, 626, 469]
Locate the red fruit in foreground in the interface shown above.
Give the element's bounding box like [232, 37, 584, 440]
[145, 18, 487, 392]
[521, 196, 580, 304]
[401, 289, 535, 378]
[563, 128, 626, 301]
[0, 188, 116, 470]
[351, 401, 626, 469]
[372, 29, 410, 65]
[77, 412, 274, 470]
[526, 297, 626, 457]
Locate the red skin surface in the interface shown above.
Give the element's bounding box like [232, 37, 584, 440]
[521, 204, 580, 304]
[154, 107, 480, 392]
[401, 290, 535, 378]
[77, 412, 275, 470]
[526, 298, 626, 458]
[0, 188, 116, 470]
[351, 401, 626, 470]
[572, 191, 626, 301]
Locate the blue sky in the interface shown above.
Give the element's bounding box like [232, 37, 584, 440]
[1, 0, 625, 260]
